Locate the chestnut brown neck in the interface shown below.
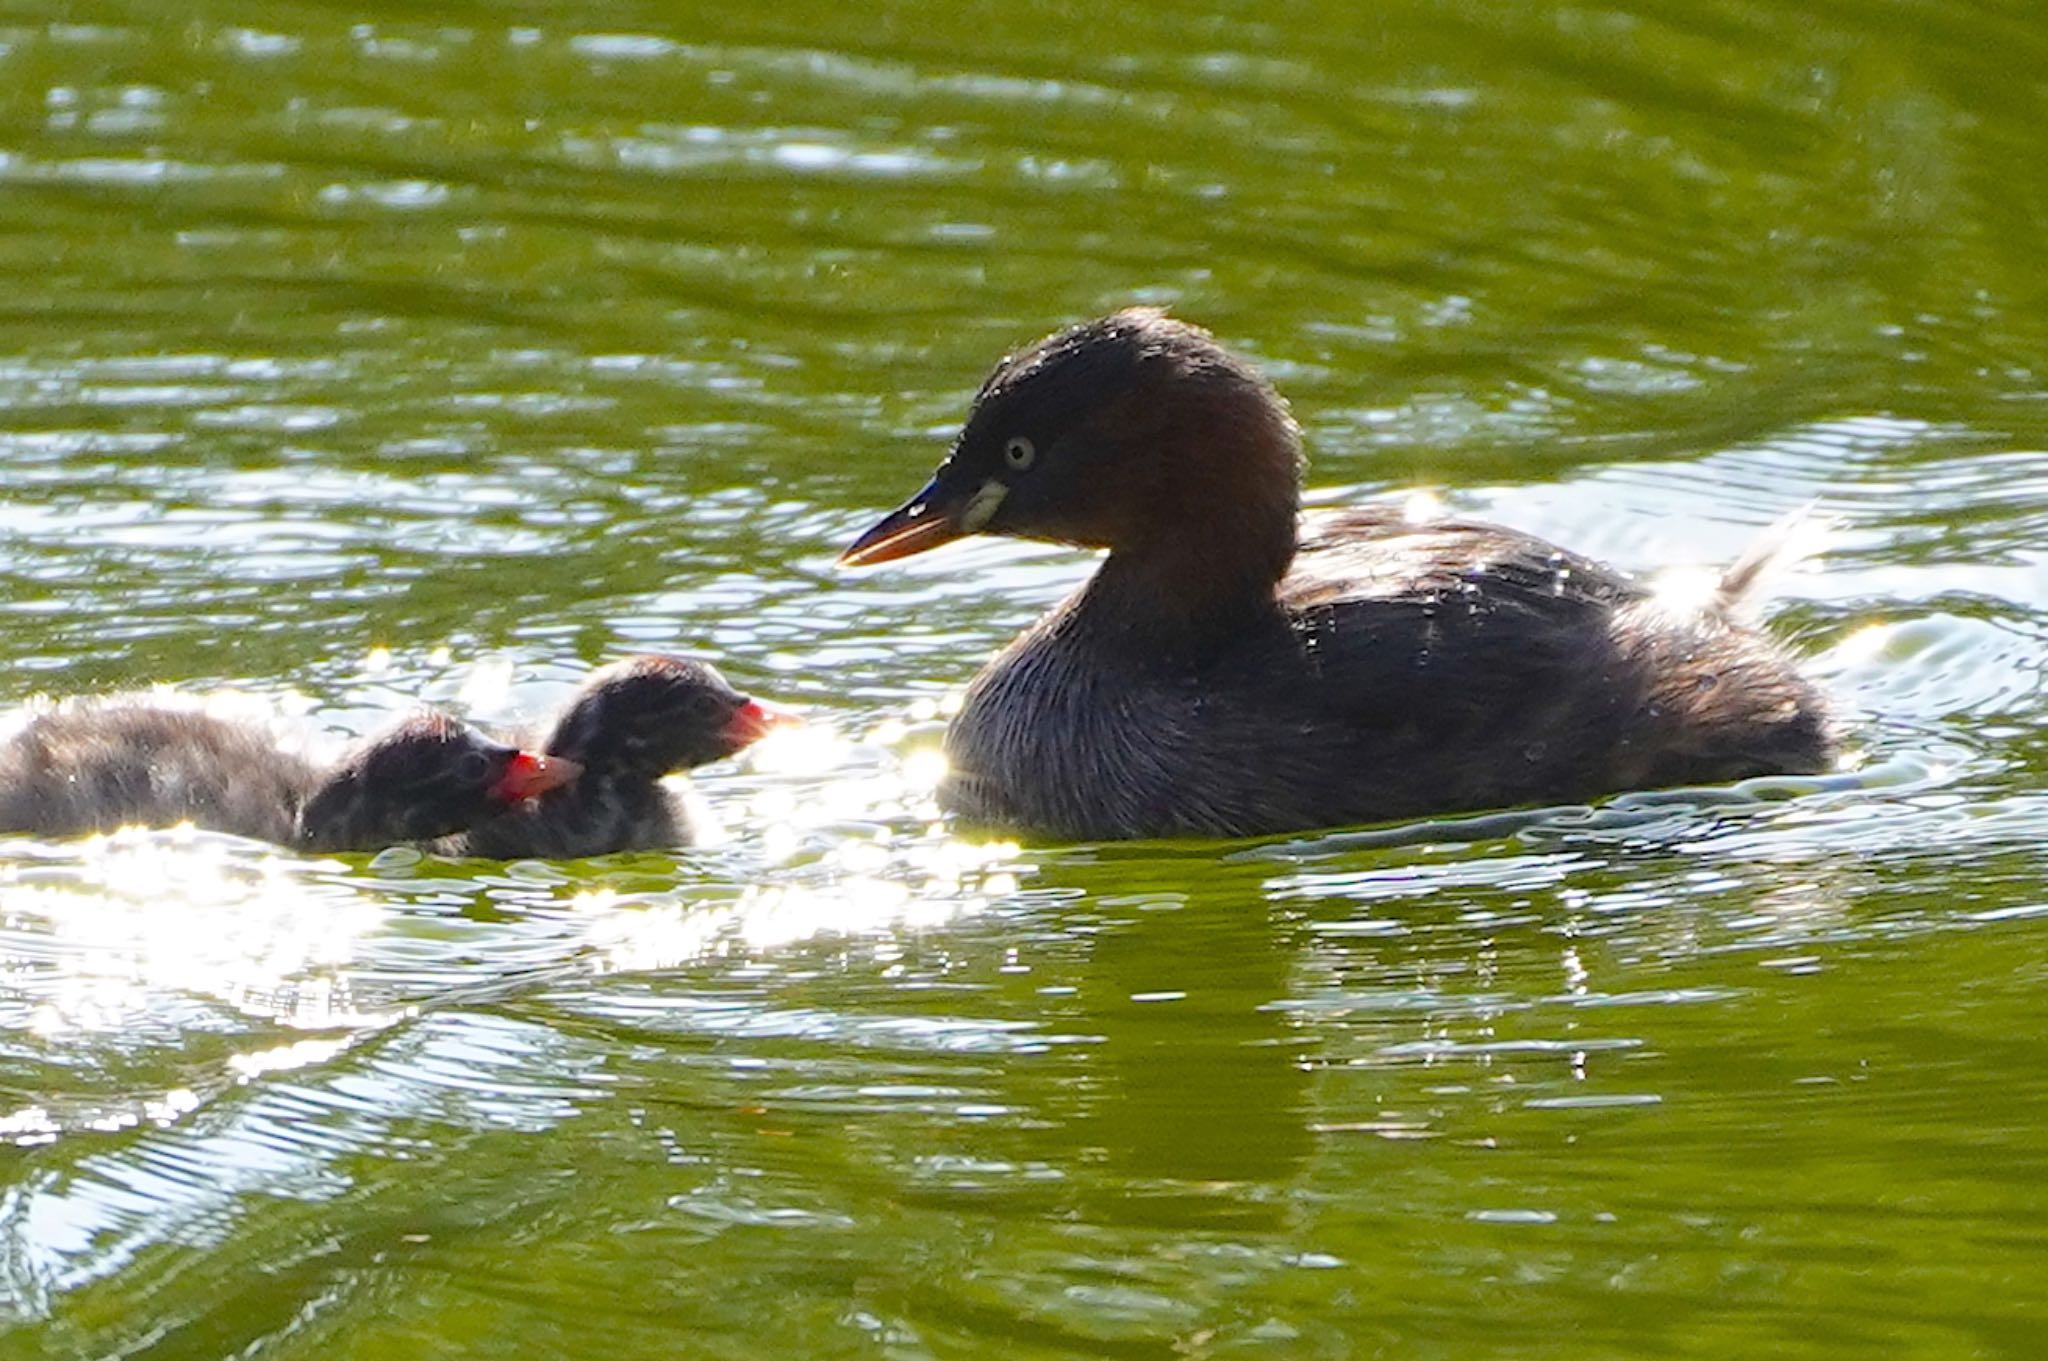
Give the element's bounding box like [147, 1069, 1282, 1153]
[1075, 378, 1303, 654]
[1067, 493, 1296, 670]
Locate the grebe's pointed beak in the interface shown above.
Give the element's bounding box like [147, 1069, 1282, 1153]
[722, 696, 804, 748]
[492, 751, 582, 803]
[839, 478, 962, 567]
[840, 474, 1009, 567]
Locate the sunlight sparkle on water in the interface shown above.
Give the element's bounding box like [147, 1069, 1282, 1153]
[1833, 620, 1902, 669]
[226, 1035, 355, 1081]
[739, 714, 955, 837]
[3, 829, 389, 1035]
[901, 748, 949, 792]
[747, 719, 849, 777]
[1401, 488, 1447, 523]
[577, 830, 1025, 974]
[1644, 564, 1722, 619]
[457, 653, 518, 710]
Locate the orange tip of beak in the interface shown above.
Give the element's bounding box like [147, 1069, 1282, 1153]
[723, 697, 804, 747]
[493, 751, 583, 802]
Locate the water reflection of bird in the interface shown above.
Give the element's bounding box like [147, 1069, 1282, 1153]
[434, 654, 799, 858]
[843, 309, 1835, 841]
[1075, 884, 1315, 1228]
[0, 703, 574, 852]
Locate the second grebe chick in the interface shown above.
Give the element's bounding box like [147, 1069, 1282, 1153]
[436, 655, 799, 858]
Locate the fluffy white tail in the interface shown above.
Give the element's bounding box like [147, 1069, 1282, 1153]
[1714, 502, 1832, 621]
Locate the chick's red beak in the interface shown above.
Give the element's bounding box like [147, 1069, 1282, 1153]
[491, 751, 583, 803]
[838, 477, 971, 567]
[722, 697, 804, 748]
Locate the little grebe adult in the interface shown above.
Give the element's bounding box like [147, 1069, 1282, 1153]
[0, 703, 577, 852]
[434, 654, 798, 858]
[841, 309, 1835, 840]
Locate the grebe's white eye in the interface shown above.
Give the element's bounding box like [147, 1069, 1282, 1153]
[1003, 435, 1036, 471]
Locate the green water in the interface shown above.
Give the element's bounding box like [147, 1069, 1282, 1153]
[5, 1, 2048, 1356]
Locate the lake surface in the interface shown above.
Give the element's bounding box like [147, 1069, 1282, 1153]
[4, 1, 2048, 1356]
